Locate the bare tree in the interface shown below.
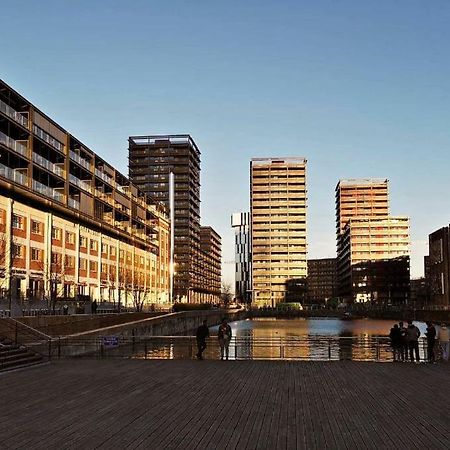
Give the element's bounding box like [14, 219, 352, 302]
[130, 287, 150, 312]
[221, 282, 233, 307]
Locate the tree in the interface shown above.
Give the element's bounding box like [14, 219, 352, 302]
[130, 287, 150, 312]
[221, 282, 233, 307]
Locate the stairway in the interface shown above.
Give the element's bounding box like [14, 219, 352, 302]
[0, 336, 43, 372]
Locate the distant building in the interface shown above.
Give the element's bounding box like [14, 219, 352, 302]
[128, 135, 221, 303]
[199, 226, 221, 302]
[250, 157, 307, 307]
[427, 226, 450, 308]
[231, 212, 251, 304]
[0, 80, 170, 308]
[307, 258, 337, 305]
[410, 277, 430, 308]
[335, 179, 410, 303]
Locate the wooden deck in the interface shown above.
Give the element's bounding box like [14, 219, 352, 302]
[0, 360, 449, 449]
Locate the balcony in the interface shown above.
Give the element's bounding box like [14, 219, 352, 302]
[69, 150, 91, 171]
[32, 179, 64, 203]
[32, 153, 64, 177]
[0, 130, 28, 158]
[68, 197, 80, 209]
[95, 168, 114, 186]
[33, 126, 64, 152]
[0, 163, 28, 186]
[69, 174, 92, 193]
[0, 99, 28, 128]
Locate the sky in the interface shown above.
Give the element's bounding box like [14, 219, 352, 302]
[1, 0, 450, 285]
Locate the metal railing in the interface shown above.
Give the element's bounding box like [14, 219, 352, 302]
[0, 99, 28, 127]
[69, 150, 91, 171]
[32, 179, 65, 203]
[0, 162, 28, 186]
[33, 125, 63, 152]
[32, 152, 64, 176]
[43, 335, 431, 362]
[0, 130, 28, 157]
[69, 174, 92, 193]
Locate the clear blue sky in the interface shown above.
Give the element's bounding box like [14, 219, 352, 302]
[2, 0, 450, 284]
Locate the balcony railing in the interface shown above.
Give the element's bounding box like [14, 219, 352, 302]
[0, 99, 29, 128]
[69, 150, 91, 171]
[0, 130, 28, 158]
[0, 163, 28, 186]
[95, 168, 114, 186]
[32, 153, 64, 177]
[32, 180, 64, 203]
[33, 125, 64, 152]
[68, 198, 80, 209]
[69, 174, 92, 193]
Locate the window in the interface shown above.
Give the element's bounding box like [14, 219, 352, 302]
[101, 243, 108, 254]
[89, 261, 98, 272]
[79, 258, 87, 270]
[90, 239, 98, 251]
[12, 215, 24, 229]
[31, 220, 43, 235]
[65, 255, 75, 268]
[65, 231, 75, 245]
[12, 244, 23, 258]
[80, 236, 87, 248]
[101, 263, 108, 273]
[52, 227, 61, 240]
[110, 246, 116, 256]
[31, 248, 42, 261]
[51, 253, 62, 265]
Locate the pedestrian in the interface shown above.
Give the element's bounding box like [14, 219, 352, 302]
[437, 323, 449, 362]
[91, 300, 98, 314]
[195, 319, 210, 360]
[398, 321, 408, 361]
[218, 318, 232, 360]
[406, 320, 421, 362]
[389, 324, 402, 362]
[425, 321, 437, 363]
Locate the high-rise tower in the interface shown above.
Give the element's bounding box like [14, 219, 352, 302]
[128, 135, 220, 303]
[250, 157, 307, 307]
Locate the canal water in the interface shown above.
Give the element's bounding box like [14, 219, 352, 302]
[135, 318, 428, 362]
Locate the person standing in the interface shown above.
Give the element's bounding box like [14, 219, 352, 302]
[406, 320, 421, 362]
[438, 323, 449, 362]
[425, 321, 437, 363]
[398, 321, 408, 361]
[195, 320, 210, 360]
[389, 324, 401, 362]
[218, 318, 232, 360]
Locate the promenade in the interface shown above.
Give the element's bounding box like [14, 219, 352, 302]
[1, 360, 449, 449]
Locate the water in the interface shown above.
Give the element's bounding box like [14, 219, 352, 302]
[211, 317, 427, 339]
[134, 318, 428, 361]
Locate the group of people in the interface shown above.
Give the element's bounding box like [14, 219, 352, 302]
[389, 320, 449, 363]
[195, 318, 232, 360]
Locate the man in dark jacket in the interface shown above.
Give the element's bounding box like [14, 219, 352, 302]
[425, 321, 437, 363]
[389, 324, 401, 362]
[406, 320, 421, 362]
[196, 320, 210, 360]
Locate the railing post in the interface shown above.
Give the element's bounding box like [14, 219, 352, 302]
[15, 320, 18, 344]
[234, 340, 237, 360]
[58, 338, 61, 359]
[144, 340, 147, 359]
[376, 338, 380, 361]
[48, 338, 52, 360]
[328, 338, 331, 360]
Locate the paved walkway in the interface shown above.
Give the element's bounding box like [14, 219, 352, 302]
[1, 360, 449, 449]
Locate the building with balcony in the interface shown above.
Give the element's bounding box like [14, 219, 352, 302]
[250, 157, 307, 307]
[307, 258, 337, 305]
[231, 212, 251, 304]
[199, 226, 222, 302]
[128, 135, 221, 303]
[426, 226, 450, 308]
[0, 80, 170, 309]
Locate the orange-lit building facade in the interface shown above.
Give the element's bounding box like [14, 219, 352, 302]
[0, 80, 170, 308]
[335, 179, 410, 303]
[251, 157, 307, 307]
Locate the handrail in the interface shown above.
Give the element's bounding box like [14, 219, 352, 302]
[3, 317, 53, 340]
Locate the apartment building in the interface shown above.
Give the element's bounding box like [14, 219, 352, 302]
[128, 135, 221, 303]
[250, 157, 307, 307]
[0, 80, 170, 308]
[427, 226, 450, 308]
[199, 226, 222, 302]
[231, 212, 251, 304]
[307, 258, 337, 305]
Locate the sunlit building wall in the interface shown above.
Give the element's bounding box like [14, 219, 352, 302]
[250, 157, 307, 307]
